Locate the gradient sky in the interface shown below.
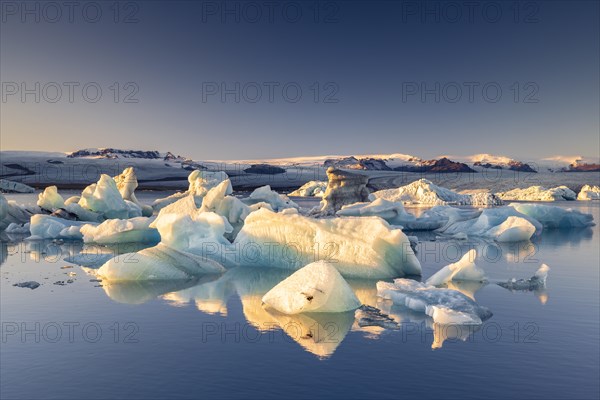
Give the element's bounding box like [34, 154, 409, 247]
[1, 0, 599, 160]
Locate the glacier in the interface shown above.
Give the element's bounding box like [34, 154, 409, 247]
[261, 261, 361, 314]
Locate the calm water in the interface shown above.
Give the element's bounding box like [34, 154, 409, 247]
[1, 193, 599, 399]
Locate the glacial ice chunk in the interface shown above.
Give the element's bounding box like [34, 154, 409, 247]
[113, 167, 153, 217]
[152, 170, 229, 211]
[509, 203, 594, 229]
[426, 249, 486, 286]
[28, 214, 95, 240]
[498, 185, 576, 201]
[37, 186, 65, 212]
[498, 264, 549, 291]
[245, 185, 299, 211]
[485, 216, 537, 242]
[289, 181, 327, 197]
[80, 217, 160, 244]
[377, 279, 492, 325]
[97, 243, 226, 281]
[233, 208, 421, 279]
[371, 179, 502, 206]
[0, 194, 32, 231]
[318, 168, 370, 215]
[262, 261, 361, 314]
[78, 174, 130, 219]
[577, 185, 600, 200]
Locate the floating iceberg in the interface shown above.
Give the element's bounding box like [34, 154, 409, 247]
[5, 222, 31, 234]
[78, 174, 132, 219]
[80, 217, 159, 244]
[498, 264, 549, 291]
[152, 170, 229, 211]
[498, 185, 576, 201]
[577, 185, 600, 200]
[0, 194, 32, 231]
[337, 198, 416, 225]
[97, 243, 226, 281]
[318, 168, 370, 215]
[485, 216, 537, 242]
[28, 214, 94, 240]
[377, 279, 492, 325]
[113, 167, 153, 217]
[198, 180, 250, 237]
[37, 186, 65, 212]
[245, 185, 299, 211]
[289, 181, 327, 197]
[371, 179, 502, 206]
[0, 179, 35, 193]
[426, 249, 486, 286]
[262, 261, 361, 314]
[233, 208, 421, 279]
[509, 203, 594, 229]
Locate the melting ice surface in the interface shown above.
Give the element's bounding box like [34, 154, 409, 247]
[1, 192, 599, 399]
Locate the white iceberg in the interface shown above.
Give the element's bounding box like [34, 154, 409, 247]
[485, 216, 537, 242]
[80, 217, 159, 244]
[113, 167, 153, 217]
[289, 181, 327, 197]
[233, 208, 421, 279]
[498, 185, 576, 201]
[371, 179, 502, 206]
[78, 174, 131, 219]
[426, 249, 486, 286]
[337, 198, 415, 225]
[0, 194, 32, 231]
[509, 203, 594, 229]
[152, 170, 229, 211]
[97, 243, 226, 281]
[577, 184, 600, 200]
[245, 185, 299, 211]
[377, 279, 492, 325]
[37, 186, 65, 212]
[28, 214, 95, 240]
[5, 222, 31, 234]
[199, 180, 250, 238]
[261, 261, 361, 314]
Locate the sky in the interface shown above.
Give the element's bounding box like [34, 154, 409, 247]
[1, 0, 599, 161]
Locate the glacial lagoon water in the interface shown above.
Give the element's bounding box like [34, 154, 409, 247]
[1, 192, 599, 399]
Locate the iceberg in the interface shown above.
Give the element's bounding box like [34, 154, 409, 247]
[261, 261, 361, 314]
[289, 181, 327, 197]
[577, 184, 600, 200]
[371, 179, 502, 206]
[498, 264, 549, 291]
[377, 279, 492, 325]
[97, 243, 226, 281]
[78, 174, 131, 219]
[245, 185, 299, 211]
[233, 208, 421, 279]
[5, 222, 31, 234]
[198, 180, 250, 238]
[485, 216, 537, 242]
[498, 185, 576, 201]
[28, 214, 95, 240]
[37, 186, 65, 212]
[80, 217, 160, 244]
[0, 194, 32, 231]
[0, 179, 35, 193]
[426, 249, 486, 286]
[318, 168, 370, 215]
[113, 167, 153, 217]
[152, 170, 229, 211]
[509, 203, 594, 229]
[337, 198, 415, 225]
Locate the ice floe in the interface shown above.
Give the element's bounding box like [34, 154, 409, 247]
[152, 170, 229, 211]
[377, 279, 492, 325]
[0, 179, 35, 193]
[37, 186, 65, 212]
[245, 185, 299, 211]
[261, 261, 361, 314]
[28, 214, 94, 240]
[80, 217, 159, 244]
[509, 203, 594, 229]
[113, 167, 154, 217]
[498, 264, 549, 291]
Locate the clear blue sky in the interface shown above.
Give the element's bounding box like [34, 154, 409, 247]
[1, 0, 598, 160]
